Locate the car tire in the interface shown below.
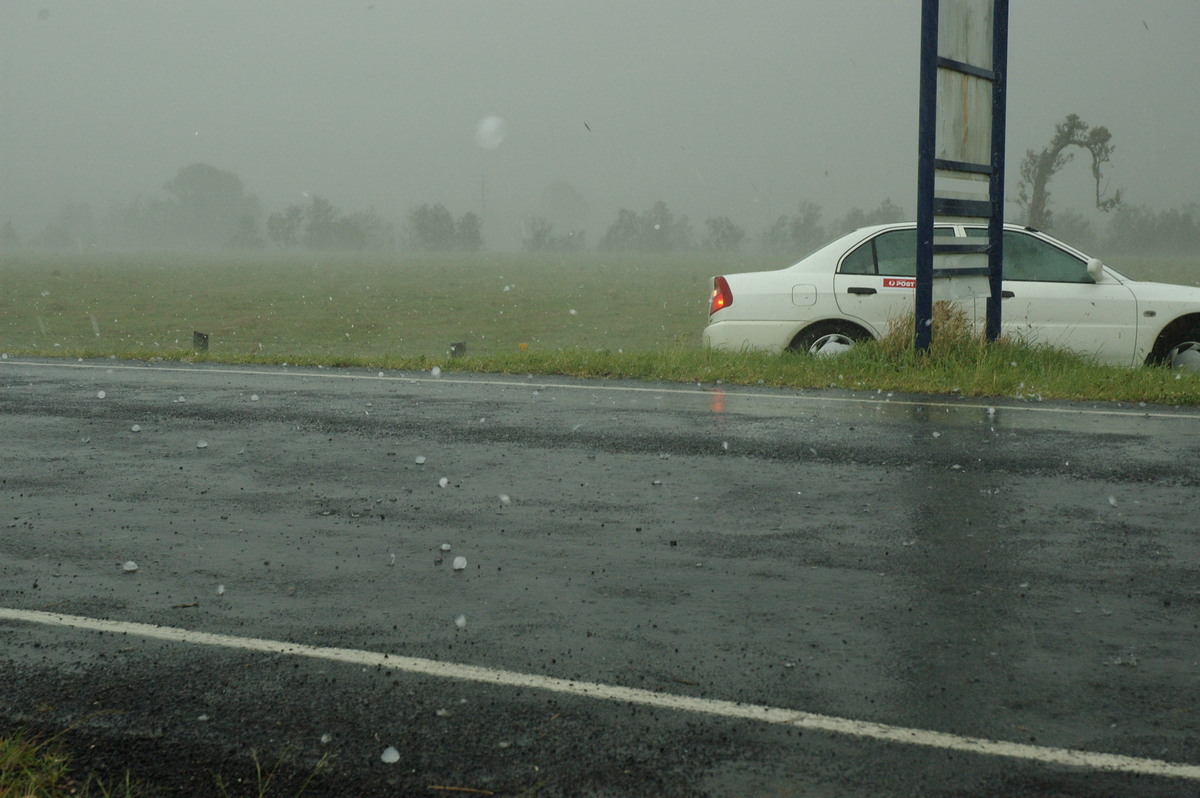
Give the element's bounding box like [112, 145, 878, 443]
[1154, 326, 1200, 372]
[790, 322, 868, 357]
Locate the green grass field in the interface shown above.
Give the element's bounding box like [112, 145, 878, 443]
[2, 249, 1199, 406]
[0, 250, 771, 360]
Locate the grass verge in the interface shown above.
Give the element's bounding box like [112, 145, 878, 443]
[0, 727, 136, 798]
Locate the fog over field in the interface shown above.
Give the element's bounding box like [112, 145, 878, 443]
[2, 1, 1197, 251]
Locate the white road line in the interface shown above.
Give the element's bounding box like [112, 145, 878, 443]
[3, 358, 1198, 421]
[3, 607, 1198, 781]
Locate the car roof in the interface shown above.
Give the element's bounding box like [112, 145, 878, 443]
[847, 221, 1039, 234]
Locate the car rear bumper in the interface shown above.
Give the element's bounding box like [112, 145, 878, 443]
[702, 320, 790, 353]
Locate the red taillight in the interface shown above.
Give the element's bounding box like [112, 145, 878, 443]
[709, 275, 733, 315]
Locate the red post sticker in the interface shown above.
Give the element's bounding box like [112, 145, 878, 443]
[882, 278, 916, 289]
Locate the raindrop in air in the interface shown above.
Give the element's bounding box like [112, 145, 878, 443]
[475, 115, 505, 149]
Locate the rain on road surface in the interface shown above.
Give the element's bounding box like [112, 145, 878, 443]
[2, 358, 1199, 796]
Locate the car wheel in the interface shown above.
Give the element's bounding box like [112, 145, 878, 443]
[1150, 322, 1200, 372]
[791, 322, 868, 357]
[1163, 337, 1200, 372]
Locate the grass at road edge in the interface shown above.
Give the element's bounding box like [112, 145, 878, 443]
[0, 725, 334, 798]
[6, 337, 1199, 407]
[0, 726, 136, 798]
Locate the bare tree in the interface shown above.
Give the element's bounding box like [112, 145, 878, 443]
[1015, 114, 1121, 230]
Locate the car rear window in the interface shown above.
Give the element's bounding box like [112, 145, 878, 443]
[840, 228, 953, 276]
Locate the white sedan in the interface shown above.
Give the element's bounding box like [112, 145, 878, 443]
[703, 222, 1200, 370]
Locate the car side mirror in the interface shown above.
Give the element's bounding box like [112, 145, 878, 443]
[1086, 258, 1105, 282]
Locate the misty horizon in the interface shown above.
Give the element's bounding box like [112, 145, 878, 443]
[2, 1, 1197, 252]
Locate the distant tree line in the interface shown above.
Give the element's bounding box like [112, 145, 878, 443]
[1052, 203, 1200, 255]
[7, 160, 1199, 257]
[4, 163, 479, 254]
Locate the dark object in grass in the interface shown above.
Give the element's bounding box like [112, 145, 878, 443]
[450, 341, 466, 358]
[193, 331, 209, 352]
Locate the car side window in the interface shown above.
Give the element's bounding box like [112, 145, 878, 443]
[873, 230, 917, 276]
[839, 228, 953, 276]
[840, 240, 876, 274]
[967, 228, 1093, 283]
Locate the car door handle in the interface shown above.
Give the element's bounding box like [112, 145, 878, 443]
[1001, 290, 1015, 298]
[847, 287, 877, 295]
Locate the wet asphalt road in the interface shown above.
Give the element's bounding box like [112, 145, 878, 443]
[1, 357, 1199, 797]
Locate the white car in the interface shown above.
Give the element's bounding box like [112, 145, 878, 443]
[703, 222, 1200, 370]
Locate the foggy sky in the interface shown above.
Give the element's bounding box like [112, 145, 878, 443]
[2, 1, 1197, 249]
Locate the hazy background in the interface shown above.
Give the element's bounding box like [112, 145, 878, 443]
[2, 1, 1197, 252]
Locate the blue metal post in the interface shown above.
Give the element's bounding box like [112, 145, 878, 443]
[915, 0, 939, 351]
[985, 0, 1009, 341]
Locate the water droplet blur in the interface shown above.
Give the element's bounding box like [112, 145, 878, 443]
[475, 115, 505, 149]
